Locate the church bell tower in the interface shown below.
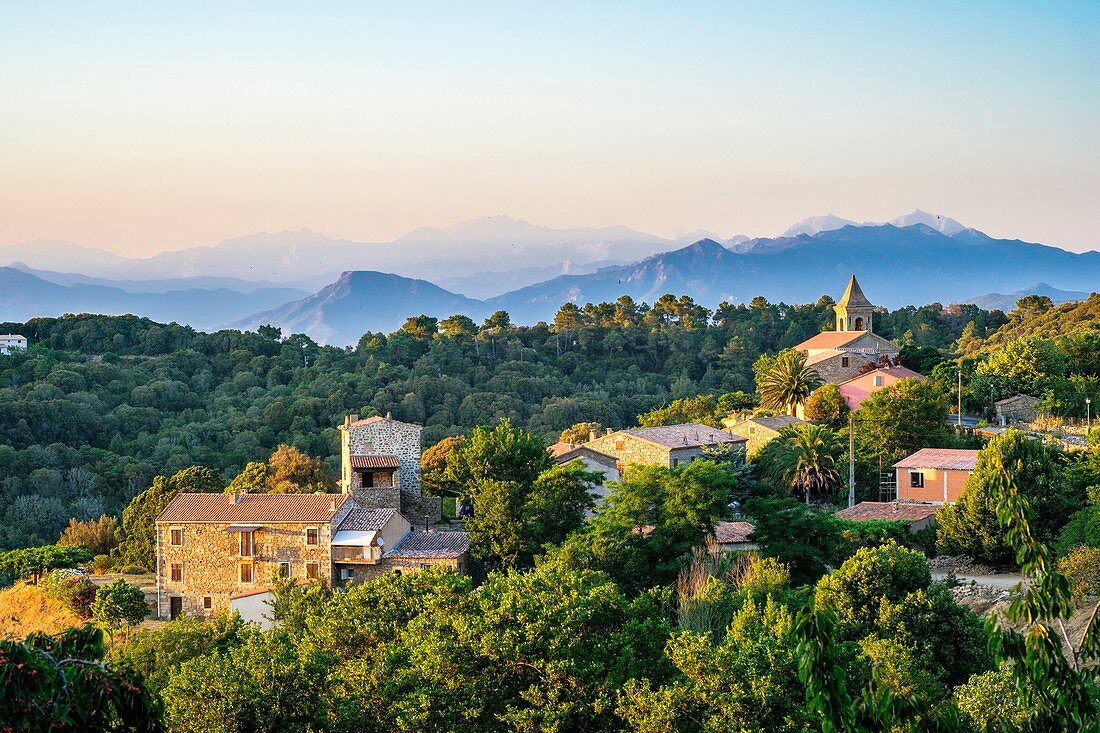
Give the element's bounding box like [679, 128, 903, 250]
[834, 275, 874, 332]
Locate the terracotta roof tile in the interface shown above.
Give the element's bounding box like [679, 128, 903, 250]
[387, 530, 469, 559]
[794, 331, 864, 351]
[835, 501, 939, 523]
[349, 455, 400, 469]
[158, 493, 348, 523]
[714, 521, 755, 544]
[893, 448, 979, 471]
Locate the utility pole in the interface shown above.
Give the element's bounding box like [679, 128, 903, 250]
[848, 413, 855, 509]
[958, 367, 963, 429]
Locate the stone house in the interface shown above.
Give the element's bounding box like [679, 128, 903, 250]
[155, 414, 466, 621]
[585, 423, 746, 474]
[721, 415, 807, 456]
[339, 414, 441, 527]
[836, 365, 926, 412]
[547, 442, 621, 505]
[995, 394, 1041, 425]
[893, 448, 979, 505]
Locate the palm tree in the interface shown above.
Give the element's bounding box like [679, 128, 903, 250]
[759, 350, 824, 416]
[770, 424, 844, 505]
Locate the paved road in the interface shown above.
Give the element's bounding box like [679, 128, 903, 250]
[931, 570, 1028, 590]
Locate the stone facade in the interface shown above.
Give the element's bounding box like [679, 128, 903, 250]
[806, 351, 872, 385]
[157, 519, 335, 620]
[339, 415, 441, 526]
[585, 424, 744, 475]
[995, 394, 1041, 425]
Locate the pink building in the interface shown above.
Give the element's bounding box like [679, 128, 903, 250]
[837, 365, 925, 411]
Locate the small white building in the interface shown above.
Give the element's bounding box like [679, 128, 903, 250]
[0, 335, 28, 355]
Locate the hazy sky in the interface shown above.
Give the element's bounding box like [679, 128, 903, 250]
[2, 2, 1097, 256]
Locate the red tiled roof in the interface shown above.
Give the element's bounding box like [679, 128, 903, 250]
[714, 521, 755, 544]
[550, 444, 618, 467]
[158, 493, 349, 523]
[548, 442, 579, 459]
[894, 448, 979, 471]
[794, 331, 864, 351]
[349, 455, 400, 469]
[387, 530, 469, 559]
[835, 501, 939, 523]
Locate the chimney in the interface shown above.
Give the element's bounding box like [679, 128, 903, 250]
[329, 496, 337, 511]
[605, 428, 613, 436]
[588, 429, 599, 443]
[385, 411, 392, 420]
[345, 413, 358, 428]
[232, 492, 242, 504]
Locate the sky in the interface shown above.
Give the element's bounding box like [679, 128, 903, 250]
[1, 1, 1097, 256]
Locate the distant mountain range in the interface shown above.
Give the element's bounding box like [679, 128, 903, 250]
[228, 222, 1100, 345]
[963, 283, 1092, 312]
[3, 211, 1099, 345]
[0, 267, 309, 330]
[232, 272, 484, 343]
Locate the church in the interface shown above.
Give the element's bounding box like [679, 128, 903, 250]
[794, 275, 901, 384]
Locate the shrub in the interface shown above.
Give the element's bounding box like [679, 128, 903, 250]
[92, 554, 112, 574]
[1056, 544, 1100, 601]
[40, 569, 97, 618]
[117, 564, 147, 576]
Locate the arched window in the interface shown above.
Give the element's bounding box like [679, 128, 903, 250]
[854, 317, 864, 330]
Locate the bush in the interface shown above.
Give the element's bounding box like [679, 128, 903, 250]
[40, 569, 97, 618]
[1057, 544, 1100, 601]
[117, 564, 147, 576]
[92, 554, 112, 574]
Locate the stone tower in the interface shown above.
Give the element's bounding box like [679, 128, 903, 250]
[834, 275, 875, 332]
[337, 414, 441, 527]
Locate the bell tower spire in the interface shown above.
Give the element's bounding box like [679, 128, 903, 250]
[834, 275, 874, 332]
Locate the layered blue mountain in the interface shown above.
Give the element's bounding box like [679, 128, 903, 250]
[0, 267, 309, 330]
[485, 224, 1100, 323]
[962, 283, 1091, 312]
[231, 271, 487, 344]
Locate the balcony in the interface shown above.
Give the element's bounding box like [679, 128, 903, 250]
[332, 545, 383, 564]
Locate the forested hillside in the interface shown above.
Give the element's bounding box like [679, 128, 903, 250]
[0, 296, 1002, 549]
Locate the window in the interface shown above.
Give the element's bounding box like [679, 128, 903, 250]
[203, 596, 212, 610]
[910, 471, 924, 489]
[614, 439, 625, 451]
[239, 531, 254, 557]
[874, 375, 884, 387]
[305, 562, 319, 580]
[170, 528, 183, 546]
[841, 357, 849, 367]
[748, 426, 756, 435]
[170, 563, 183, 582]
[672, 458, 680, 468]
[239, 562, 254, 583]
[278, 562, 291, 578]
[305, 528, 319, 546]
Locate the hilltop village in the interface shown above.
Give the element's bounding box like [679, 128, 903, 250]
[4, 275, 1100, 732]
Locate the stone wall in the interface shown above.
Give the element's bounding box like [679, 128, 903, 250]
[812, 353, 871, 385]
[586, 432, 672, 471]
[340, 417, 441, 526]
[157, 521, 333, 619]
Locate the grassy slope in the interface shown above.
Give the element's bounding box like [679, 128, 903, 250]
[0, 582, 85, 640]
